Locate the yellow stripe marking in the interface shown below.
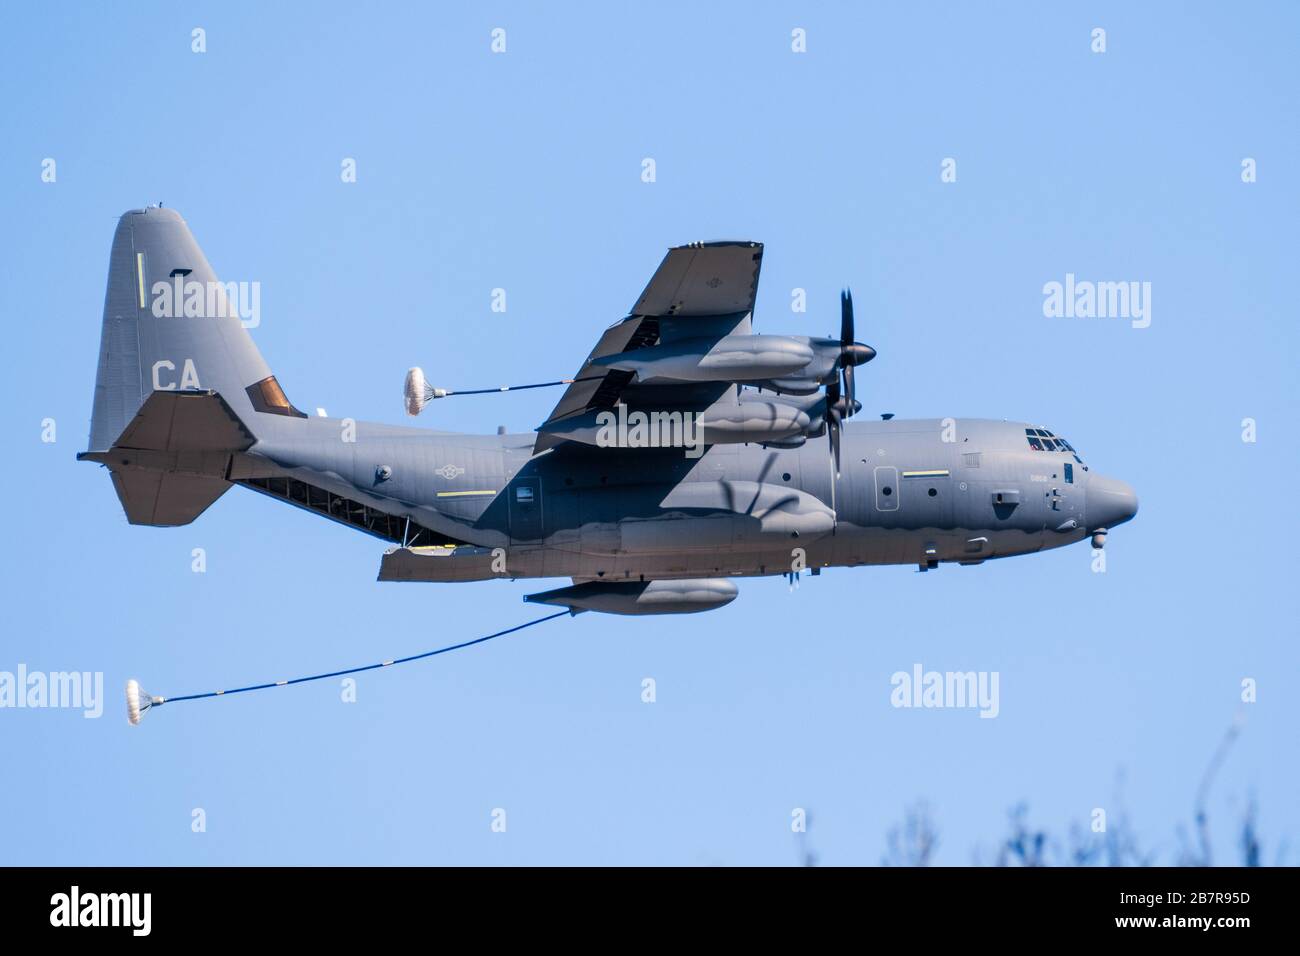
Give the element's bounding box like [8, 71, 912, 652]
[136, 252, 145, 308]
[902, 469, 950, 478]
[436, 490, 497, 498]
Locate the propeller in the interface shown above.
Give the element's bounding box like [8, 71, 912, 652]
[825, 375, 844, 478]
[822, 289, 874, 478]
[838, 289, 875, 414]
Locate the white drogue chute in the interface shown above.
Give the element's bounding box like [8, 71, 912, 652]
[404, 367, 427, 416]
[404, 367, 448, 416]
[125, 679, 159, 726]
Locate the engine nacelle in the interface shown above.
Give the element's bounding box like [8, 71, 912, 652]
[524, 578, 738, 615]
[701, 399, 809, 443]
[537, 399, 810, 447]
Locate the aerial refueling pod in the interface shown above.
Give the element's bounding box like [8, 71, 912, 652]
[524, 578, 739, 615]
[590, 334, 814, 384]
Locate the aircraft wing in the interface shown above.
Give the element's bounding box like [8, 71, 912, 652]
[533, 242, 763, 453]
[630, 241, 764, 318]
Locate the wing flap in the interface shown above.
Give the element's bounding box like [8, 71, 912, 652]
[378, 545, 501, 582]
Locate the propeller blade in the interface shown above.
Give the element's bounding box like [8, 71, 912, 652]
[821, 374, 842, 434]
[838, 287, 875, 368]
[828, 408, 842, 478]
[840, 288, 854, 349]
[834, 286, 868, 426]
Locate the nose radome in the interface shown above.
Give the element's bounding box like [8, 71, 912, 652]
[1088, 475, 1138, 530]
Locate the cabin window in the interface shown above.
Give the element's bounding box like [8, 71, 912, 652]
[515, 486, 534, 503]
[1064, 463, 1074, 484]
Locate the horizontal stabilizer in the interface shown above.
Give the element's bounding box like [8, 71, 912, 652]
[112, 389, 255, 453]
[79, 390, 256, 527]
[109, 470, 231, 527]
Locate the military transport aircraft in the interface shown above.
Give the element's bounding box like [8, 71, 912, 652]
[81, 207, 1137, 615]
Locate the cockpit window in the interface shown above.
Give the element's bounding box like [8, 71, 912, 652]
[1026, 427, 1054, 450]
[1025, 427, 1084, 468]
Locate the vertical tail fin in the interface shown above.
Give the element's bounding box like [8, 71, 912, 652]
[84, 207, 298, 526]
[87, 206, 293, 452]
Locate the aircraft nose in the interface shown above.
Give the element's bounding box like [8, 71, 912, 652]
[1088, 474, 1138, 530]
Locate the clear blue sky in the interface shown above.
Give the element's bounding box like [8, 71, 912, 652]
[2, 2, 1296, 865]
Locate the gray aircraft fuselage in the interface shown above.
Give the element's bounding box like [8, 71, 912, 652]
[235, 412, 1137, 582]
[82, 207, 1138, 614]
